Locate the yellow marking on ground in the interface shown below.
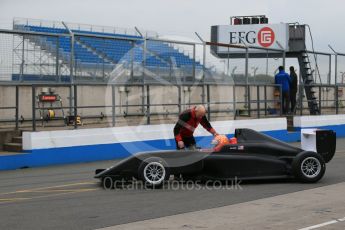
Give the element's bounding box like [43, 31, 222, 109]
[0, 198, 30, 202]
[11, 188, 97, 193]
[0, 181, 95, 196]
[0, 188, 98, 204]
[0, 181, 99, 204]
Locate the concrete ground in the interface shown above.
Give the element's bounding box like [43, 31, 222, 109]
[99, 182, 345, 230]
[0, 140, 344, 230]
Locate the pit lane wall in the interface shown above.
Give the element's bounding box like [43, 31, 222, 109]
[1, 115, 344, 170]
[293, 114, 345, 137]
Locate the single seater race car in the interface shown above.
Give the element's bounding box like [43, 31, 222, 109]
[95, 128, 336, 187]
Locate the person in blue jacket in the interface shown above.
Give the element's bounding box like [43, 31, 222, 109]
[275, 66, 292, 114]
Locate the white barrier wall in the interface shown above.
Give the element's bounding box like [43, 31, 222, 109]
[294, 115, 345, 138]
[294, 115, 345, 128]
[23, 118, 287, 151]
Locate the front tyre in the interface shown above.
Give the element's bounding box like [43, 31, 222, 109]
[292, 151, 326, 183]
[138, 157, 170, 188]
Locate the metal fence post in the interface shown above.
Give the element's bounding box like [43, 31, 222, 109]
[279, 85, 283, 116]
[206, 84, 211, 120]
[143, 38, 147, 80]
[202, 43, 206, 82]
[102, 41, 105, 80]
[247, 85, 251, 117]
[265, 50, 269, 77]
[69, 34, 75, 116]
[319, 86, 322, 114]
[32, 85, 36, 131]
[56, 36, 60, 82]
[335, 85, 339, 114]
[334, 54, 338, 85]
[328, 54, 332, 85]
[233, 85, 237, 119]
[146, 85, 150, 124]
[299, 85, 303, 116]
[169, 60, 172, 82]
[20, 35, 25, 82]
[70, 34, 74, 83]
[192, 44, 196, 80]
[178, 85, 182, 114]
[245, 48, 249, 111]
[257, 85, 260, 118]
[202, 43, 206, 105]
[15, 86, 19, 130]
[264, 85, 267, 116]
[112, 85, 116, 127]
[141, 85, 145, 114]
[74, 84, 78, 129]
[131, 41, 134, 80]
[245, 48, 249, 84]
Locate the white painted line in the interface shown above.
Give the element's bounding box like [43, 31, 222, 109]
[338, 217, 345, 222]
[298, 220, 338, 230]
[298, 217, 345, 230]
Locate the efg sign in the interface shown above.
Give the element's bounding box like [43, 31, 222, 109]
[257, 27, 275, 47]
[210, 23, 289, 57]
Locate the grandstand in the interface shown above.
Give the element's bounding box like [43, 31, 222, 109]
[12, 19, 204, 83]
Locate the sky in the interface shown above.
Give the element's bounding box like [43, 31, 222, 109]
[0, 0, 344, 82]
[0, 0, 344, 52]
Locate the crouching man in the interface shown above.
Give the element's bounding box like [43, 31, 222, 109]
[174, 105, 218, 150]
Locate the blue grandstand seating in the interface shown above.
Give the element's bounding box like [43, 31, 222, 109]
[18, 25, 202, 68]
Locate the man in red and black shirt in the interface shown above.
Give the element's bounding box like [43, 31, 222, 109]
[174, 105, 218, 150]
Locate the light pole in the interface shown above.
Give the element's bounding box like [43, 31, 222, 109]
[274, 68, 279, 75]
[340, 72, 345, 84]
[252, 66, 259, 84]
[231, 66, 237, 77]
[220, 60, 226, 75]
[228, 32, 232, 77]
[338, 71, 345, 108]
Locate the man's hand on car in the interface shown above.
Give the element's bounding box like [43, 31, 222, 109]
[178, 141, 185, 149]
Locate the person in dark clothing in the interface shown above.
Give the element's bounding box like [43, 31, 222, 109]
[289, 66, 298, 113]
[275, 66, 292, 114]
[174, 105, 218, 150]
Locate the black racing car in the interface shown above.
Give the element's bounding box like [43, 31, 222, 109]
[95, 129, 336, 187]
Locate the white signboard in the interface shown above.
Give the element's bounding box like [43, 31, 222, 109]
[214, 23, 289, 53]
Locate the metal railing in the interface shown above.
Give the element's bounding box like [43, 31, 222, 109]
[2, 81, 344, 131]
[0, 81, 283, 131]
[297, 84, 345, 115]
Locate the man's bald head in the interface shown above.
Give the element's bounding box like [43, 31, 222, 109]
[195, 105, 206, 118]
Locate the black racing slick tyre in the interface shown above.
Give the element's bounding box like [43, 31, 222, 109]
[138, 157, 170, 188]
[292, 151, 326, 183]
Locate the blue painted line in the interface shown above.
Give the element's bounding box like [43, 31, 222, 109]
[294, 124, 345, 138]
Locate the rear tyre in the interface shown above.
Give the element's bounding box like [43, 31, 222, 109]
[138, 157, 170, 188]
[292, 151, 326, 183]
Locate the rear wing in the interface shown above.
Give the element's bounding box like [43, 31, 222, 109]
[301, 129, 336, 163]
